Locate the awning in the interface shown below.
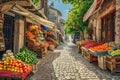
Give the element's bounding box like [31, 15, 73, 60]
[0, 1, 56, 29]
[41, 25, 50, 31]
[83, 0, 97, 22]
[83, 0, 104, 22]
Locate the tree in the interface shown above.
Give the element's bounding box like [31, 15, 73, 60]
[57, 0, 94, 40]
[31, 0, 41, 8]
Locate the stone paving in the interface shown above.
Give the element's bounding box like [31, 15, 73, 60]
[30, 42, 120, 80]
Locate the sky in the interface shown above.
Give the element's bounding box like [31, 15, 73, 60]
[48, 0, 72, 20]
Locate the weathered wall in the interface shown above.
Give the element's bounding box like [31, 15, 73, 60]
[115, 0, 120, 46]
[95, 1, 115, 42]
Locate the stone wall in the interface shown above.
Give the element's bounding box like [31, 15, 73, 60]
[115, 0, 120, 46]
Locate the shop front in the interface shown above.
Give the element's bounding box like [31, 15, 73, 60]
[77, 0, 120, 74]
[0, 1, 59, 79]
[0, 1, 57, 54]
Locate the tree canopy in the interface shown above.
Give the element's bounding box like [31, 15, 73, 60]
[59, 0, 94, 34]
[31, 0, 41, 8]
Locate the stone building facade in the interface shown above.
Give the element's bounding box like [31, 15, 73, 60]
[84, 0, 120, 46]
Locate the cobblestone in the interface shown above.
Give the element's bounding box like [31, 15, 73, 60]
[29, 42, 120, 80]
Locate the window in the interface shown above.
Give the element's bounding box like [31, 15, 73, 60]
[101, 12, 115, 42]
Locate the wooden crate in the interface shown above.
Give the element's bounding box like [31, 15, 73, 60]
[98, 56, 106, 69]
[106, 55, 120, 74]
[81, 47, 98, 62]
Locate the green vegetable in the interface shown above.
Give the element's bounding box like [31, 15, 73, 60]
[15, 46, 38, 64]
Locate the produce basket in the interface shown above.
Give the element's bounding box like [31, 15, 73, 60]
[88, 49, 108, 56]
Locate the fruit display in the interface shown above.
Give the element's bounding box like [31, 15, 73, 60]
[83, 42, 98, 49]
[83, 41, 104, 49]
[108, 50, 120, 56]
[0, 58, 31, 73]
[15, 46, 38, 65]
[2, 50, 14, 60]
[79, 40, 94, 46]
[90, 44, 113, 52]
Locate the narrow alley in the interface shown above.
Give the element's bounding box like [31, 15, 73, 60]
[30, 41, 120, 80]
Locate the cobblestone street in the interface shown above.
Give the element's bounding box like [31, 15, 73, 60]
[30, 42, 120, 80]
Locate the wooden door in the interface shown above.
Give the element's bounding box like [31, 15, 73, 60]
[101, 12, 115, 42]
[3, 14, 14, 51]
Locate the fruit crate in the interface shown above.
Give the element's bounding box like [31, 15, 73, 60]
[106, 55, 120, 74]
[81, 47, 98, 62]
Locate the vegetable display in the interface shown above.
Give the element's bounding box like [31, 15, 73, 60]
[2, 50, 14, 60]
[15, 46, 38, 65]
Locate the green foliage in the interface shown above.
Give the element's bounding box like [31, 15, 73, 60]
[31, 0, 41, 8]
[58, 0, 94, 34]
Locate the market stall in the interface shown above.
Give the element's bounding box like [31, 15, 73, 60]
[26, 24, 49, 58]
[78, 39, 120, 73]
[0, 50, 34, 79]
[106, 49, 120, 74]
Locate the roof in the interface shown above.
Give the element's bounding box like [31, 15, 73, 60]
[83, 0, 104, 22]
[49, 6, 62, 16]
[9, 0, 47, 19]
[0, 1, 56, 29]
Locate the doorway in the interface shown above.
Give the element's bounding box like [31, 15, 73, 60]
[101, 12, 115, 42]
[3, 14, 14, 51]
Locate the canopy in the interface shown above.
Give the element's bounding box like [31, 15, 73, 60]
[0, 1, 56, 29]
[83, 0, 97, 22]
[41, 25, 50, 31]
[83, 0, 104, 22]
